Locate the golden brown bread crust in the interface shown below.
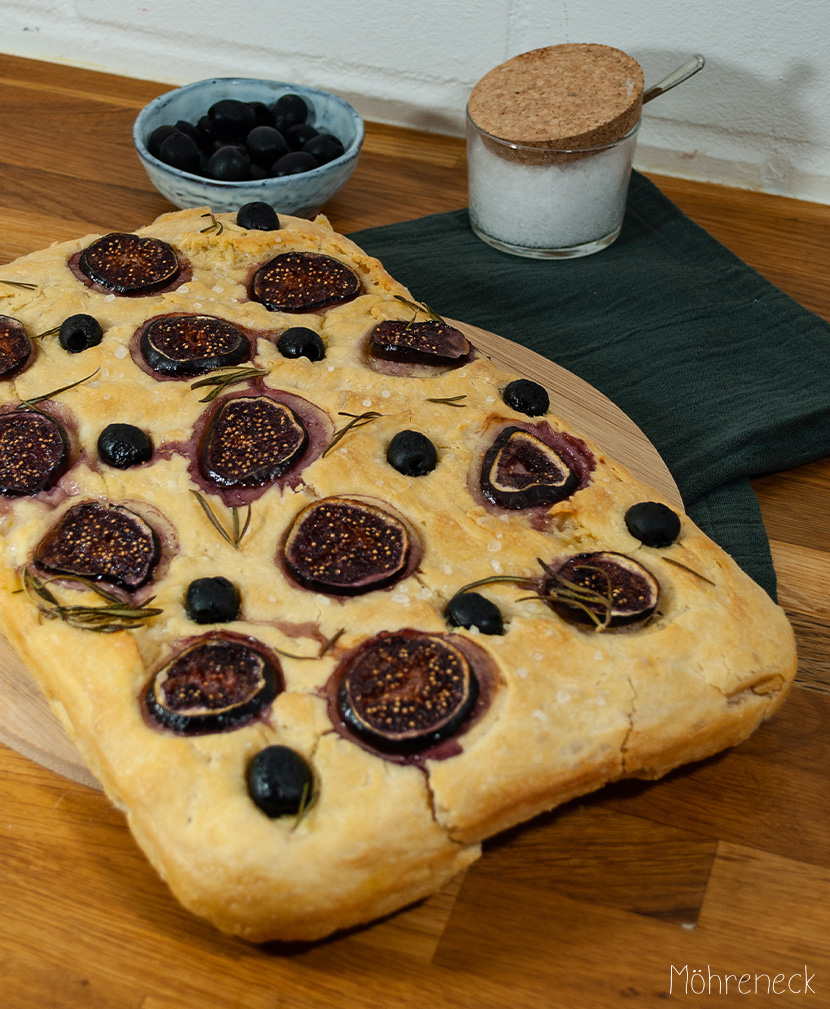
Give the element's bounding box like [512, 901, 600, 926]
[0, 208, 797, 941]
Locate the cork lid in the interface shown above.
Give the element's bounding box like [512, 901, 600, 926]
[468, 43, 644, 150]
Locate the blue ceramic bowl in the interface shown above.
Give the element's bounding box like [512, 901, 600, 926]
[133, 77, 364, 216]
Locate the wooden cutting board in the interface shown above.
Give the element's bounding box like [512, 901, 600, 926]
[0, 318, 680, 791]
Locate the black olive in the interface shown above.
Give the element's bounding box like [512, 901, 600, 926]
[303, 133, 345, 165]
[276, 326, 325, 361]
[272, 151, 319, 176]
[59, 314, 103, 354]
[272, 93, 309, 132]
[444, 591, 504, 635]
[386, 430, 438, 476]
[236, 201, 281, 231]
[247, 101, 275, 128]
[625, 501, 682, 548]
[97, 423, 153, 469]
[245, 124, 289, 167]
[247, 745, 314, 818]
[208, 98, 258, 141]
[284, 123, 318, 151]
[502, 379, 550, 417]
[158, 131, 201, 173]
[207, 145, 251, 181]
[185, 576, 241, 624]
[147, 124, 180, 158]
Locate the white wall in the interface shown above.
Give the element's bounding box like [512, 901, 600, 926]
[4, 0, 830, 203]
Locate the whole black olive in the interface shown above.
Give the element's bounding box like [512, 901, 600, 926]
[502, 378, 550, 417]
[97, 423, 153, 469]
[247, 745, 314, 817]
[625, 501, 682, 548]
[276, 326, 325, 361]
[386, 430, 438, 476]
[59, 314, 103, 354]
[185, 576, 241, 624]
[444, 591, 504, 635]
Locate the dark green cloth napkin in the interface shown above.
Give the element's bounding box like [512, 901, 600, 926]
[350, 171, 830, 599]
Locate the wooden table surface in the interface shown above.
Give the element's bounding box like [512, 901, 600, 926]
[1, 54, 828, 1008]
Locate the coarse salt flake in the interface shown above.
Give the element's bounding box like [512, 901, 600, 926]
[490, 559, 503, 574]
[113, 344, 128, 359]
[487, 540, 501, 553]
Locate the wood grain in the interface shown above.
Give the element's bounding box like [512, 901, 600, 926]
[1, 54, 829, 1009]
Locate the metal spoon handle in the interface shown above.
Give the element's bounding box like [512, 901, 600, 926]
[642, 54, 705, 104]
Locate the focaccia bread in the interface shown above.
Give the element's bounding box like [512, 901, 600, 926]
[0, 206, 797, 942]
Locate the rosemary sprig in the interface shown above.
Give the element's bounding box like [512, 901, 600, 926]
[33, 325, 60, 341]
[0, 279, 37, 290]
[393, 295, 445, 325]
[271, 627, 345, 662]
[190, 366, 269, 403]
[15, 370, 99, 413]
[450, 573, 539, 599]
[191, 490, 252, 548]
[661, 556, 717, 586]
[319, 626, 345, 656]
[200, 211, 224, 236]
[426, 394, 467, 408]
[323, 411, 382, 457]
[21, 568, 162, 634]
[291, 780, 317, 830]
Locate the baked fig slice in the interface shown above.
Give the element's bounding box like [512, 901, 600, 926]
[251, 252, 361, 312]
[283, 496, 410, 595]
[0, 315, 32, 378]
[481, 426, 579, 509]
[140, 314, 251, 377]
[34, 500, 160, 590]
[369, 320, 471, 365]
[199, 396, 309, 488]
[78, 232, 180, 294]
[337, 630, 479, 753]
[144, 635, 281, 735]
[542, 551, 660, 629]
[0, 411, 68, 496]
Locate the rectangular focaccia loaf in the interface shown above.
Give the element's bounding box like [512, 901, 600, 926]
[0, 207, 797, 941]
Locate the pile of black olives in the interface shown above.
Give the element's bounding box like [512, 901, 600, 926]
[147, 93, 346, 182]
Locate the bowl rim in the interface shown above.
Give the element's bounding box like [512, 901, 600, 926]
[132, 77, 365, 189]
